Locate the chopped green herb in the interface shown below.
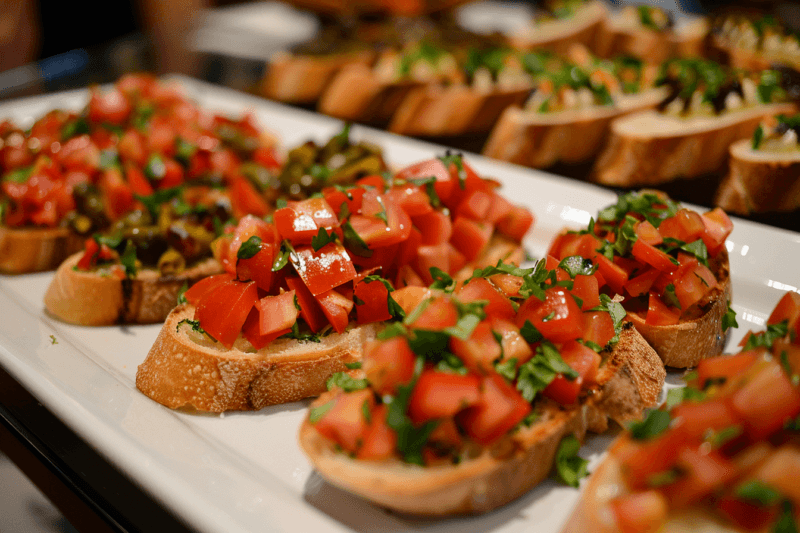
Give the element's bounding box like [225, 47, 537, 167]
[743, 320, 789, 351]
[309, 400, 335, 423]
[311, 227, 338, 252]
[176, 282, 189, 305]
[49, 335, 58, 345]
[344, 361, 362, 370]
[629, 409, 671, 441]
[237, 236, 263, 260]
[120, 240, 137, 278]
[555, 435, 589, 488]
[722, 303, 738, 332]
[735, 480, 781, 507]
[753, 124, 765, 149]
[327, 372, 368, 392]
[341, 221, 373, 258]
[176, 318, 217, 342]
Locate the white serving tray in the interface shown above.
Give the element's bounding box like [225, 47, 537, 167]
[1, 76, 798, 533]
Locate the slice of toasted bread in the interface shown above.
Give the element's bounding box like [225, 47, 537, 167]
[136, 305, 382, 412]
[388, 84, 530, 137]
[43, 253, 222, 326]
[483, 88, 666, 168]
[594, 14, 709, 64]
[0, 226, 84, 274]
[261, 50, 375, 105]
[298, 324, 665, 515]
[625, 248, 732, 369]
[318, 63, 425, 126]
[715, 138, 800, 215]
[592, 103, 797, 187]
[509, 0, 608, 53]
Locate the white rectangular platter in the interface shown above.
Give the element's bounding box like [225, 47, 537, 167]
[1, 76, 799, 533]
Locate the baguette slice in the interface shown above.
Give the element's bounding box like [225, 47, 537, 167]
[0, 226, 84, 274]
[318, 63, 425, 126]
[594, 14, 709, 64]
[509, 0, 608, 54]
[715, 138, 800, 215]
[626, 248, 731, 368]
[483, 88, 666, 168]
[136, 305, 381, 412]
[388, 84, 530, 137]
[261, 50, 375, 105]
[299, 323, 665, 516]
[44, 253, 223, 326]
[592, 102, 797, 187]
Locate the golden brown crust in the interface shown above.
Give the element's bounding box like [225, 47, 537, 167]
[388, 85, 529, 137]
[136, 305, 381, 412]
[626, 248, 732, 368]
[715, 138, 800, 215]
[509, 0, 608, 53]
[482, 89, 666, 168]
[0, 225, 83, 274]
[317, 63, 424, 126]
[592, 103, 797, 187]
[260, 50, 375, 105]
[298, 325, 664, 515]
[44, 253, 222, 326]
[594, 16, 708, 64]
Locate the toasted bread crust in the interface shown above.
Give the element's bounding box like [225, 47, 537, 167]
[261, 51, 375, 104]
[594, 16, 708, 64]
[715, 138, 800, 215]
[0, 226, 84, 274]
[299, 324, 664, 515]
[44, 253, 222, 326]
[136, 305, 381, 411]
[592, 103, 797, 187]
[482, 89, 666, 168]
[389, 85, 529, 137]
[318, 63, 424, 126]
[626, 248, 732, 368]
[509, 0, 607, 53]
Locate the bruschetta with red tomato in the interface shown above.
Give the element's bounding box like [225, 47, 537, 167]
[592, 59, 798, 188]
[509, 0, 608, 54]
[561, 291, 800, 533]
[710, 13, 800, 72]
[548, 190, 734, 368]
[298, 257, 665, 515]
[0, 73, 280, 274]
[135, 155, 535, 411]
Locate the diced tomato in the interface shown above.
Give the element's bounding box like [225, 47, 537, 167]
[195, 279, 258, 348]
[490, 273, 524, 298]
[349, 191, 412, 248]
[209, 148, 241, 182]
[408, 370, 481, 425]
[730, 361, 800, 440]
[395, 264, 426, 289]
[354, 276, 393, 324]
[659, 209, 705, 243]
[455, 189, 493, 220]
[632, 239, 677, 273]
[387, 184, 432, 217]
[312, 390, 374, 453]
[457, 373, 531, 446]
[292, 243, 356, 296]
[752, 446, 800, 504]
[496, 204, 534, 242]
[58, 134, 101, 172]
[449, 320, 503, 374]
[230, 176, 269, 219]
[671, 399, 740, 443]
[582, 311, 616, 349]
[315, 289, 353, 334]
[635, 220, 663, 246]
[285, 277, 328, 333]
[358, 404, 397, 460]
[156, 158, 183, 189]
[661, 447, 737, 508]
[490, 317, 534, 365]
[571, 274, 601, 310]
[457, 278, 515, 321]
[696, 351, 760, 389]
[624, 267, 661, 298]
[407, 297, 459, 331]
[391, 286, 434, 316]
[414, 243, 450, 285]
[609, 491, 668, 533]
[450, 217, 493, 262]
[394, 158, 456, 206]
[701, 208, 733, 256]
[447, 245, 466, 275]
[123, 162, 153, 196]
[515, 287, 583, 343]
[322, 186, 365, 218]
[241, 307, 289, 349]
[621, 425, 691, 490]
[595, 254, 629, 295]
[226, 215, 275, 273]
[395, 225, 421, 267]
[645, 293, 680, 326]
[118, 129, 147, 166]
[183, 273, 235, 306]
[147, 118, 177, 156]
[356, 174, 385, 192]
[274, 197, 338, 244]
[252, 146, 282, 171]
[716, 495, 777, 531]
[412, 210, 452, 246]
[88, 87, 132, 125]
[542, 374, 582, 405]
[236, 241, 275, 291]
[768, 291, 800, 329]
[562, 341, 601, 386]
[363, 337, 417, 395]
[256, 291, 298, 337]
[99, 167, 135, 221]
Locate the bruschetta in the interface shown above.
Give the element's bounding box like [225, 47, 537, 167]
[561, 291, 800, 533]
[483, 48, 666, 168]
[509, 0, 608, 54]
[547, 190, 735, 368]
[715, 113, 800, 215]
[592, 59, 798, 187]
[710, 13, 800, 72]
[136, 155, 535, 411]
[593, 5, 709, 64]
[0, 73, 281, 274]
[298, 258, 665, 515]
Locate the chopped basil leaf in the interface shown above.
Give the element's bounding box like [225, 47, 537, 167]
[176, 282, 189, 305]
[735, 480, 781, 507]
[665, 386, 705, 410]
[3, 166, 33, 183]
[176, 318, 217, 342]
[375, 196, 388, 226]
[237, 235, 262, 260]
[722, 303, 738, 332]
[377, 322, 408, 340]
[708, 425, 743, 448]
[361, 274, 406, 320]
[520, 320, 544, 344]
[495, 358, 518, 381]
[774, 499, 799, 533]
[144, 154, 166, 181]
[272, 240, 294, 272]
[276, 198, 288, 209]
[663, 284, 682, 310]
[311, 227, 338, 252]
[341, 221, 373, 258]
[558, 256, 597, 278]
[437, 151, 466, 189]
[444, 313, 481, 341]
[647, 468, 683, 488]
[135, 186, 184, 219]
[516, 342, 577, 402]
[309, 400, 335, 423]
[743, 320, 789, 351]
[628, 409, 671, 441]
[344, 361, 362, 370]
[120, 239, 137, 278]
[326, 372, 368, 392]
[361, 399, 372, 424]
[61, 117, 89, 140]
[99, 149, 120, 170]
[464, 259, 534, 285]
[555, 435, 589, 488]
[429, 267, 456, 293]
[753, 124, 765, 149]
